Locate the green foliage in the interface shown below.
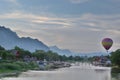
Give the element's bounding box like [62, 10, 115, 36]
[14, 61, 39, 70]
[112, 67, 120, 73]
[68, 56, 73, 60]
[28, 61, 39, 69]
[14, 61, 29, 70]
[0, 45, 85, 74]
[0, 60, 39, 73]
[0, 50, 7, 59]
[111, 49, 120, 67]
[0, 45, 5, 50]
[14, 46, 32, 59]
[0, 50, 14, 60]
[32, 50, 46, 60]
[46, 51, 60, 61]
[0, 63, 21, 70]
[74, 56, 83, 61]
[32, 50, 61, 61]
[59, 55, 68, 61]
[0, 45, 84, 62]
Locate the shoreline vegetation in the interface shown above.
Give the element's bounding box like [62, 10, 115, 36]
[0, 45, 120, 78]
[0, 45, 74, 78]
[0, 60, 71, 78]
[0, 60, 39, 78]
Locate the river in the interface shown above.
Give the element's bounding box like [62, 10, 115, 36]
[0, 63, 118, 80]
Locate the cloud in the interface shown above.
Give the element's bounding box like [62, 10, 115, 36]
[106, 29, 120, 35]
[1, 12, 120, 32]
[31, 19, 70, 26]
[72, 13, 120, 34]
[109, 0, 120, 2]
[39, 13, 120, 52]
[0, 12, 120, 37]
[69, 0, 91, 4]
[0, 12, 71, 28]
[5, 0, 20, 5]
[0, 11, 120, 52]
[1, 12, 120, 40]
[89, 28, 101, 32]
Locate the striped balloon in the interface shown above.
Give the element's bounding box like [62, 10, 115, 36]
[102, 38, 113, 51]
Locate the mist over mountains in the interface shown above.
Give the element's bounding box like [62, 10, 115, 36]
[0, 26, 73, 56]
[49, 46, 73, 56]
[0, 26, 49, 52]
[0, 26, 108, 57]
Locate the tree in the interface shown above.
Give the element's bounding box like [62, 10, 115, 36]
[32, 50, 46, 60]
[0, 50, 15, 60]
[46, 51, 60, 61]
[14, 46, 21, 51]
[68, 56, 73, 61]
[111, 49, 120, 67]
[60, 55, 68, 61]
[0, 45, 5, 50]
[74, 56, 83, 61]
[14, 46, 31, 59]
[0, 46, 6, 59]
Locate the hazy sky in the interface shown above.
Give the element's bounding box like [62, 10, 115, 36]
[0, 0, 120, 53]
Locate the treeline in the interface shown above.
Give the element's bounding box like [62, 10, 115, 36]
[0, 45, 84, 74]
[0, 45, 83, 62]
[110, 49, 120, 73]
[111, 49, 120, 67]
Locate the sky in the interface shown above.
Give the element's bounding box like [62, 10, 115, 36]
[0, 0, 120, 53]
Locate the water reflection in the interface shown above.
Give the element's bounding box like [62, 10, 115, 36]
[111, 73, 120, 80]
[2, 63, 112, 80]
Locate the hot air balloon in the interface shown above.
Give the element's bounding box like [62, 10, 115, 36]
[102, 38, 113, 52]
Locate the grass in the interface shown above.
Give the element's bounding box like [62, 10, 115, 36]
[0, 60, 39, 77]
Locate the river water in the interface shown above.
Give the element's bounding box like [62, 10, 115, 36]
[0, 63, 117, 80]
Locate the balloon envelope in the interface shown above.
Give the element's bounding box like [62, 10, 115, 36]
[102, 38, 113, 50]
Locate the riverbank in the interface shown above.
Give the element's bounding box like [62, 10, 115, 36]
[0, 60, 71, 78]
[111, 67, 120, 80]
[0, 60, 39, 78]
[112, 66, 120, 73]
[1, 63, 111, 80]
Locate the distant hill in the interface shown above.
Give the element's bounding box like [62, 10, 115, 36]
[0, 26, 109, 56]
[50, 46, 109, 57]
[50, 46, 73, 56]
[0, 26, 49, 52]
[78, 52, 110, 57]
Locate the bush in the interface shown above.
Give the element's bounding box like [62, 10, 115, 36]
[111, 49, 120, 67]
[28, 61, 39, 69]
[0, 60, 39, 73]
[14, 61, 39, 70]
[0, 60, 13, 63]
[14, 61, 29, 70]
[0, 63, 21, 70]
[112, 67, 120, 73]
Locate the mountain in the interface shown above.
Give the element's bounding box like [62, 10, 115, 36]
[78, 52, 110, 57]
[50, 46, 73, 56]
[49, 46, 110, 57]
[0, 26, 110, 56]
[0, 26, 49, 52]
